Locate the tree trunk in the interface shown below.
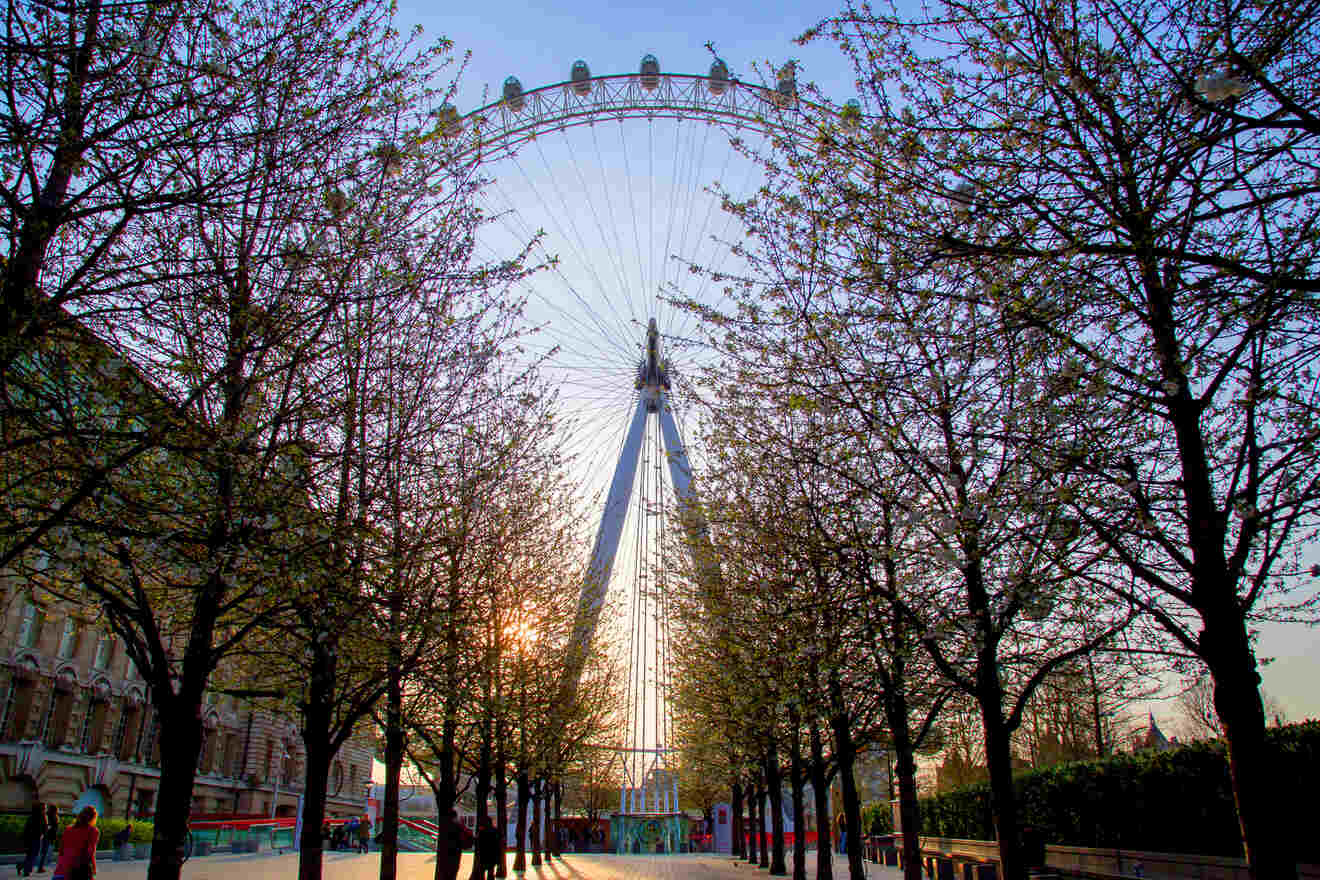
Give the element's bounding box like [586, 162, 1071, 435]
[982, 711, 1024, 880]
[530, 783, 542, 867]
[788, 730, 806, 880]
[1204, 608, 1295, 879]
[757, 779, 769, 870]
[746, 774, 759, 865]
[468, 731, 491, 880]
[513, 771, 529, 872]
[145, 694, 204, 880]
[494, 733, 508, 879]
[1147, 277, 1295, 879]
[379, 641, 404, 880]
[731, 779, 745, 859]
[297, 652, 334, 880]
[828, 697, 865, 880]
[809, 725, 832, 880]
[552, 781, 563, 859]
[880, 688, 923, 880]
[891, 728, 923, 880]
[766, 748, 787, 876]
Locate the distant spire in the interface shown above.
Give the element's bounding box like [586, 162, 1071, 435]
[1146, 712, 1171, 751]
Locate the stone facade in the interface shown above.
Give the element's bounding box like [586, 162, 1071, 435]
[0, 595, 373, 820]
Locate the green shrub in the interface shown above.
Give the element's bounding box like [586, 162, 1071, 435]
[916, 720, 1320, 859]
[91, 818, 154, 849]
[861, 801, 894, 836]
[0, 815, 155, 853]
[0, 814, 32, 855]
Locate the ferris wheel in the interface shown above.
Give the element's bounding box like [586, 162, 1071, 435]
[444, 55, 843, 832]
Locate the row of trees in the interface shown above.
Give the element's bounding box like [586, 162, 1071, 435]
[1, 2, 615, 880]
[670, 0, 1319, 879]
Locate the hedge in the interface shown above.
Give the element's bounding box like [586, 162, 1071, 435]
[0, 815, 154, 854]
[916, 720, 1320, 859]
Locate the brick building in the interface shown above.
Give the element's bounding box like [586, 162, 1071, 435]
[0, 593, 373, 820]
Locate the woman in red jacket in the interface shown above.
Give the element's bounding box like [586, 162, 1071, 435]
[52, 805, 99, 880]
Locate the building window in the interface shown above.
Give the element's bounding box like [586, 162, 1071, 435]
[92, 634, 113, 671]
[114, 703, 140, 760]
[138, 706, 159, 766]
[224, 732, 242, 778]
[41, 685, 75, 747]
[265, 740, 274, 782]
[0, 677, 13, 740]
[81, 695, 109, 753]
[57, 619, 78, 660]
[332, 762, 344, 795]
[349, 764, 357, 794]
[17, 603, 42, 649]
[6, 677, 35, 741]
[198, 727, 213, 774]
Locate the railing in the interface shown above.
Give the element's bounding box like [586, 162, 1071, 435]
[875, 837, 1320, 880]
[397, 818, 438, 853]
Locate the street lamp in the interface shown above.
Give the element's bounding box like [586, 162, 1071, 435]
[271, 747, 290, 818]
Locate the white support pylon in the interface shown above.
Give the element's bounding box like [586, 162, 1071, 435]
[560, 317, 720, 824]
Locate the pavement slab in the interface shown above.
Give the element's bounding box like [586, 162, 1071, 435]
[87, 851, 903, 880]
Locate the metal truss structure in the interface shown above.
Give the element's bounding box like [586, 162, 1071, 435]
[443, 72, 835, 163]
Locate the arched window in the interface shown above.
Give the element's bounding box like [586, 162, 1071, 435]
[224, 731, 242, 778]
[80, 687, 110, 754]
[56, 619, 78, 660]
[17, 602, 43, 650]
[42, 674, 76, 748]
[0, 667, 37, 741]
[197, 716, 219, 774]
[141, 706, 161, 766]
[332, 761, 344, 795]
[92, 634, 114, 671]
[114, 700, 142, 760]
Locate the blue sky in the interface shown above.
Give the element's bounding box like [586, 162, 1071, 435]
[397, 0, 861, 113]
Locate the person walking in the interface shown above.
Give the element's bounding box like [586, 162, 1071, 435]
[476, 815, 501, 880]
[37, 805, 60, 874]
[357, 815, 371, 853]
[51, 805, 99, 880]
[19, 801, 45, 877]
[835, 812, 847, 856]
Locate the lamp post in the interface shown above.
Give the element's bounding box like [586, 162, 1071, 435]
[271, 747, 290, 818]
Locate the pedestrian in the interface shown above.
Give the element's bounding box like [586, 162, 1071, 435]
[321, 821, 331, 848]
[357, 815, 371, 853]
[38, 805, 60, 873]
[835, 812, 847, 856]
[476, 815, 501, 880]
[19, 801, 45, 877]
[344, 816, 358, 851]
[51, 805, 98, 880]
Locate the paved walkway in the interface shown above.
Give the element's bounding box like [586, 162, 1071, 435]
[91, 851, 902, 880]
